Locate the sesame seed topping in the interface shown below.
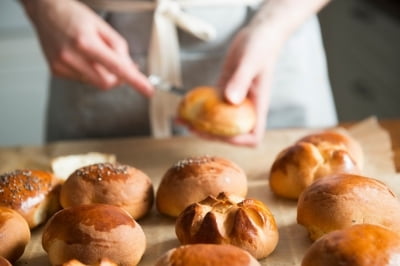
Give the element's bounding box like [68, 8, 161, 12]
[173, 156, 215, 170]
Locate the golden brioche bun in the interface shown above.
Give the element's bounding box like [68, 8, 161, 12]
[51, 152, 117, 181]
[269, 131, 362, 199]
[297, 173, 400, 241]
[42, 204, 146, 266]
[175, 192, 279, 259]
[0, 207, 30, 262]
[156, 156, 248, 217]
[62, 258, 117, 266]
[0, 169, 60, 228]
[302, 224, 400, 266]
[0, 257, 11, 266]
[155, 244, 260, 266]
[60, 163, 154, 220]
[297, 130, 363, 168]
[178, 86, 256, 137]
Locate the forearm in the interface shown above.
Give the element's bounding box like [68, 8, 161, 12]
[250, 0, 331, 40]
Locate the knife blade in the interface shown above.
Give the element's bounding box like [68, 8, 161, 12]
[148, 75, 186, 96]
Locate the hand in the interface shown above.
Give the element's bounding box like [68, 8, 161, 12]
[214, 0, 331, 146]
[22, 0, 153, 96]
[218, 25, 283, 147]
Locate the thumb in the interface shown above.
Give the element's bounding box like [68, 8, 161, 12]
[222, 66, 253, 105]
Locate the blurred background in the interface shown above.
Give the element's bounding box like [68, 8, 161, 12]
[0, 0, 399, 147]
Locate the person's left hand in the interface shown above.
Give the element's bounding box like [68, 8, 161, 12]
[205, 24, 285, 147]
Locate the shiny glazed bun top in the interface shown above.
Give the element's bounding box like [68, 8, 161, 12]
[302, 224, 400, 266]
[269, 130, 362, 199]
[156, 156, 248, 217]
[178, 86, 256, 137]
[0, 207, 31, 263]
[296, 130, 363, 168]
[155, 244, 260, 266]
[175, 192, 279, 259]
[60, 162, 154, 220]
[297, 173, 400, 241]
[42, 204, 146, 266]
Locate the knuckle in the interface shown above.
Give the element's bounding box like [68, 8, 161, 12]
[73, 35, 91, 51]
[119, 39, 129, 52]
[49, 62, 64, 76]
[56, 49, 71, 63]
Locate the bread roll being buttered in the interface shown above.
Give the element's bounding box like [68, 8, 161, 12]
[269, 130, 363, 199]
[175, 192, 279, 259]
[178, 86, 256, 137]
[302, 224, 400, 266]
[60, 163, 153, 220]
[156, 156, 248, 217]
[155, 244, 260, 266]
[297, 173, 400, 241]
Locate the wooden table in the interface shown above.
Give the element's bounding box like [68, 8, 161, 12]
[342, 119, 400, 172]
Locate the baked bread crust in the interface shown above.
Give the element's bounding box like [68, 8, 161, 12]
[156, 156, 248, 217]
[155, 244, 261, 266]
[297, 173, 400, 241]
[269, 131, 362, 199]
[302, 224, 400, 266]
[0, 169, 60, 228]
[0, 207, 30, 262]
[42, 204, 146, 266]
[178, 87, 256, 137]
[60, 163, 154, 220]
[175, 192, 279, 259]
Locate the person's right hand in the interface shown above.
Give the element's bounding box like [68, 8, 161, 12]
[22, 0, 153, 96]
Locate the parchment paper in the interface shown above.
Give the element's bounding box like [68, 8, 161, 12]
[0, 117, 396, 266]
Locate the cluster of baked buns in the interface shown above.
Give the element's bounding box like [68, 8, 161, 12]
[155, 155, 279, 262]
[0, 161, 152, 265]
[0, 152, 281, 265]
[3, 127, 400, 265]
[0, 168, 59, 264]
[268, 130, 400, 264]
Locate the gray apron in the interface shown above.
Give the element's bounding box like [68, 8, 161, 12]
[46, 0, 337, 142]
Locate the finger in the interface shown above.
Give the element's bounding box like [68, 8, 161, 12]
[249, 72, 271, 143]
[59, 50, 116, 89]
[92, 63, 119, 90]
[74, 35, 154, 96]
[221, 63, 254, 105]
[51, 62, 81, 81]
[97, 22, 129, 56]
